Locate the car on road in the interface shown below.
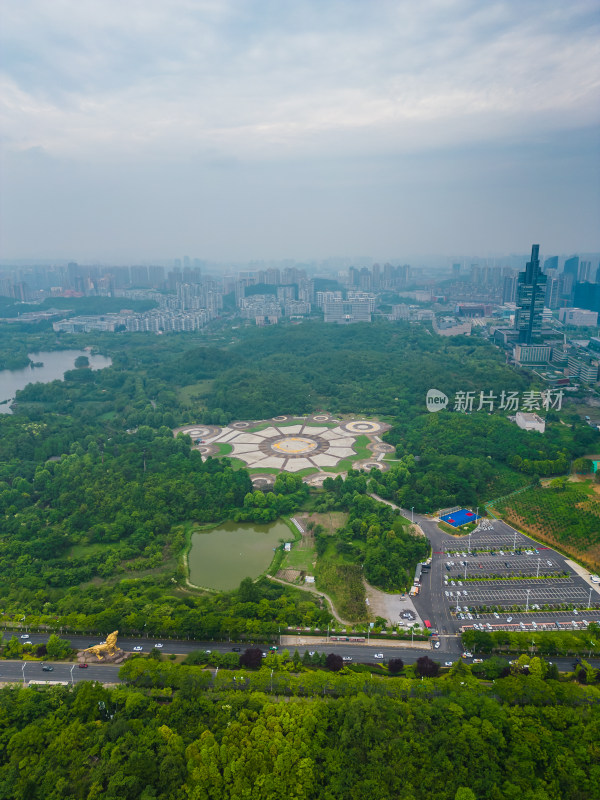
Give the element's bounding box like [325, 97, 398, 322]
[262, 652, 267, 657]
[374, 653, 384, 659]
[42, 665, 54, 671]
[232, 647, 241, 652]
[204, 650, 212, 655]
[462, 652, 473, 658]
[473, 658, 483, 664]
[20, 634, 29, 639]
[433, 641, 440, 649]
[154, 643, 163, 648]
[133, 646, 143, 652]
[78, 663, 88, 669]
[506, 616, 513, 622]
[445, 661, 454, 667]
[309, 651, 316, 656]
[342, 656, 352, 662]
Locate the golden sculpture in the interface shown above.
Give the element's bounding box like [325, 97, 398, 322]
[83, 630, 120, 661]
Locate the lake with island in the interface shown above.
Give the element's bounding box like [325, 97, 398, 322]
[188, 520, 294, 591]
[0, 350, 113, 413]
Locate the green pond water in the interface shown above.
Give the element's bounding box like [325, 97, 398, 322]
[188, 520, 294, 591]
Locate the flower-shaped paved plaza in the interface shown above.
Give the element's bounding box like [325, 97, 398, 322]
[177, 416, 390, 473]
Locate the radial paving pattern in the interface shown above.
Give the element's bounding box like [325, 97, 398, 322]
[178, 417, 390, 474]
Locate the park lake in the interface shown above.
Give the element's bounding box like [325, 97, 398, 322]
[188, 520, 294, 591]
[0, 350, 112, 413]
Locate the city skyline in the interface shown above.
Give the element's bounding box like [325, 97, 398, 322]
[1, 0, 599, 262]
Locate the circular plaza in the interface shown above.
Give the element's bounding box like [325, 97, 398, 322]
[178, 416, 391, 474]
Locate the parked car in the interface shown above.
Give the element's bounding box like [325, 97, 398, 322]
[506, 616, 513, 623]
[433, 642, 440, 649]
[473, 658, 483, 664]
[462, 652, 473, 658]
[493, 612, 500, 619]
[232, 647, 241, 652]
[308, 651, 316, 656]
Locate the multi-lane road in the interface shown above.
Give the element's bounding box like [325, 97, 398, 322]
[3, 504, 599, 683]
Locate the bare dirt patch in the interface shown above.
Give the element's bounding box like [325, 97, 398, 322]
[296, 511, 348, 535]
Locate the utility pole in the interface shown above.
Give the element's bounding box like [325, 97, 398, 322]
[513, 531, 517, 553]
[588, 587, 593, 609]
[525, 589, 531, 613]
[464, 561, 468, 581]
[411, 507, 414, 523]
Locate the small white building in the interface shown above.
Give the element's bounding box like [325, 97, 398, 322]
[305, 575, 315, 584]
[515, 412, 546, 433]
[284, 542, 291, 552]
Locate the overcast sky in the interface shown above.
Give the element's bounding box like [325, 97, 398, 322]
[1, 0, 599, 264]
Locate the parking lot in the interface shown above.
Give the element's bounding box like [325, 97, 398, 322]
[416, 512, 600, 634]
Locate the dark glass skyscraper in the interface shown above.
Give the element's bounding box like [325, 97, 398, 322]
[514, 244, 547, 344]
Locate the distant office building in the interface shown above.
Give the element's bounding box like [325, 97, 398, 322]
[544, 276, 560, 309]
[502, 273, 518, 304]
[558, 307, 598, 327]
[579, 261, 592, 283]
[513, 343, 552, 365]
[564, 256, 579, 282]
[514, 244, 547, 344]
[452, 263, 461, 279]
[543, 256, 558, 272]
[515, 412, 546, 434]
[323, 300, 371, 323]
[574, 282, 600, 313]
[568, 353, 600, 383]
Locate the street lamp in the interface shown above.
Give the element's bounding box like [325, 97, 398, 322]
[525, 589, 531, 613]
[513, 531, 517, 553]
[536, 558, 540, 579]
[70, 664, 75, 686]
[21, 662, 26, 686]
[411, 507, 414, 523]
[464, 561, 468, 581]
[588, 587, 593, 609]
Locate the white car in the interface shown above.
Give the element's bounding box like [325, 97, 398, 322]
[204, 650, 212, 655]
[133, 646, 143, 652]
[591, 574, 600, 583]
[154, 643, 163, 648]
[445, 591, 449, 596]
[462, 652, 473, 658]
[20, 634, 29, 639]
[547, 560, 553, 566]
[309, 651, 316, 656]
[458, 581, 463, 586]
[433, 641, 440, 649]
[582, 620, 590, 627]
[374, 653, 384, 659]
[493, 612, 500, 619]
[445, 661, 454, 667]
[499, 551, 504, 555]
[342, 656, 352, 662]
[506, 616, 513, 623]
[573, 609, 579, 615]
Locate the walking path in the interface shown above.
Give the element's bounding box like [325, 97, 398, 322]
[266, 573, 351, 626]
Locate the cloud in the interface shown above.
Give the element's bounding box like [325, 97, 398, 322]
[1, 0, 599, 162]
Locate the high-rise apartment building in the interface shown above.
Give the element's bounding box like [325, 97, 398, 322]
[514, 244, 547, 344]
[543, 255, 558, 272]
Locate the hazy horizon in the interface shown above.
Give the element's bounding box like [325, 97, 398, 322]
[2, 0, 599, 263]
